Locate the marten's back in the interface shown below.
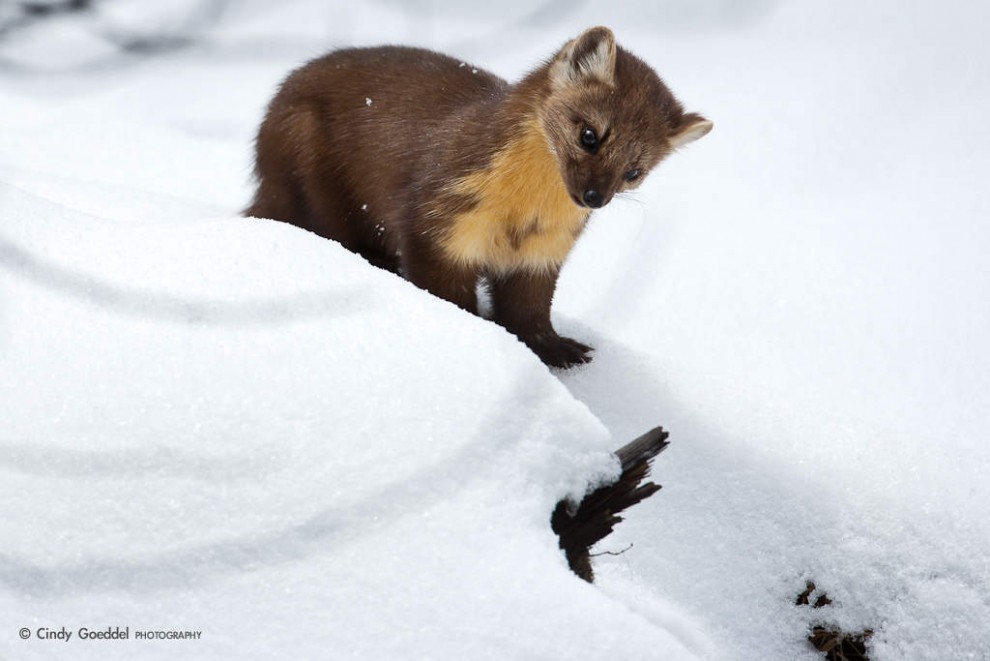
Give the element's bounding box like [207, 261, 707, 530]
[252, 48, 506, 223]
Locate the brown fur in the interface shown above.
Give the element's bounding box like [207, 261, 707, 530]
[245, 27, 711, 367]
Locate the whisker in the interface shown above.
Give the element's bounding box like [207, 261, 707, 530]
[614, 191, 645, 208]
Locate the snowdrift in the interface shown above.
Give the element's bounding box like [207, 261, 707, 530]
[0, 182, 709, 659]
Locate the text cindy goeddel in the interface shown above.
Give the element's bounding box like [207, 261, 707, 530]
[19, 626, 202, 643]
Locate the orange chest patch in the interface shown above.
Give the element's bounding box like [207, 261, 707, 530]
[441, 123, 589, 273]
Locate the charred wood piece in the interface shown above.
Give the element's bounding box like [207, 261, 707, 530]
[552, 426, 669, 582]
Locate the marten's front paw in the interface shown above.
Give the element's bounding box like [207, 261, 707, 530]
[528, 333, 593, 369]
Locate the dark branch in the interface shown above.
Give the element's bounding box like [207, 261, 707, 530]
[552, 426, 669, 582]
[589, 542, 634, 558]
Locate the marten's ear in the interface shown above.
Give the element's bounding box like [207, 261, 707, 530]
[669, 113, 713, 149]
[551, 26, 617, 88]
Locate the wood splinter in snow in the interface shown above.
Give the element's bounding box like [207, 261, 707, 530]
[551, 426, 670, 582]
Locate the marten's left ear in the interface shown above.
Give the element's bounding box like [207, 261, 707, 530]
[551, 26, 617, 88]
[669, 113, 713, 149]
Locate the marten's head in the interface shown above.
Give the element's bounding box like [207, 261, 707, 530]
[537, 27, 712, 209]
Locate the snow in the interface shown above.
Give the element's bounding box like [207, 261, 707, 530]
[2, 1, 989, 659]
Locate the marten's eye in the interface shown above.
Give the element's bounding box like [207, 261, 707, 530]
[624, 168, 641, 182]
[580, 127, 598, 150]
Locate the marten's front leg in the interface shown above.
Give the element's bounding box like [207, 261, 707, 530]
[401, 236, 479, 314]
[489, 268, 592, 368]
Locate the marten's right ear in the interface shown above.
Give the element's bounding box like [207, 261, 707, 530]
[550, 26, 617, 89]
[670, 113, 714, 149]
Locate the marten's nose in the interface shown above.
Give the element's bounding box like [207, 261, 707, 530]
[582, 190, 604, 208]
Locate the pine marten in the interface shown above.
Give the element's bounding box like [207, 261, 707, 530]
[245, 27, 711, 367]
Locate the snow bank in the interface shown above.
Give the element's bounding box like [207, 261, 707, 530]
[0, 182, 711, 659]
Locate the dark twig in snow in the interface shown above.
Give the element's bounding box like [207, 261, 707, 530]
[589, 542, 634, 558]
[552, 426, 668, 582]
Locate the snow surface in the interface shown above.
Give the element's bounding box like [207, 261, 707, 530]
[2, 1, 989, 659]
